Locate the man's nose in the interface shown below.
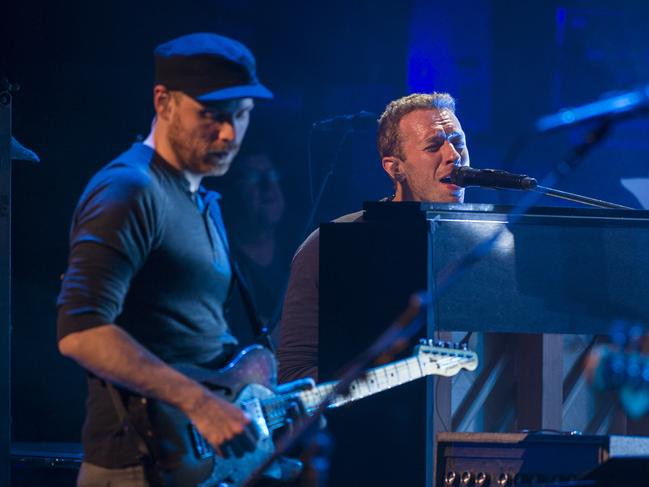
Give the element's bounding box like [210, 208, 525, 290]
[215, 120, 236, 142]
[443, 141, 461, 165]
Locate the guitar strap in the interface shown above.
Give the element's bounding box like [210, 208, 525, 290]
[105, 383, 166, 486]
[201, 189, 275, 352]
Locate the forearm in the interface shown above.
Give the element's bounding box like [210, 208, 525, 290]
[58, 324, 207, 413]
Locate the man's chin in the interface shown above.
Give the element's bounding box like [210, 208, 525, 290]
[200, 157, 233, 176]
[205, 164, 231, 177]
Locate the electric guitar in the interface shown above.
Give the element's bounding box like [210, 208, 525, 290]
[144, 339, 478, 486]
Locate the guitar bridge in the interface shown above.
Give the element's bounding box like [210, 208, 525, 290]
[188, 424, 213, 459]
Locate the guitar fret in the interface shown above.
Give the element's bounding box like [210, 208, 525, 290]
[306, 356, 425, 408]
[283, 347, 476, 426]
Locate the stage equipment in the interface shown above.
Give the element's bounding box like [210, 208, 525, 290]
[319, 201, 649, 487]
[535, 85, 649, 133]
[435, 432, 649, 487]
[266, 109, 376, 330]
[442, 167, 538, 191]
[1, 78, 40, 487]
[444, 166, 632, 210]
[11, 442, 81, 487]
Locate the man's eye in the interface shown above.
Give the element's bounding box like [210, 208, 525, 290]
[425, 145, 441, 152]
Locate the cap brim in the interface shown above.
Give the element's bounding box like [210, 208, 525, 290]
[196, 83, 274, 102]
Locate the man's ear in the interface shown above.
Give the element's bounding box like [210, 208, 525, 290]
[382, 156, 405, 182]
[153, 85, 174, 121]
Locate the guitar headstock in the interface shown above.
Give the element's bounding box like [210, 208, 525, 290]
[414, 338, 479, 377]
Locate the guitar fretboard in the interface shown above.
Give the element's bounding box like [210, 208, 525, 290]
[260, 348, 474, 432]
[298, 355, 426, 412]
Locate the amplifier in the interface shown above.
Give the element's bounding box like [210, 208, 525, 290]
[435, 432, 649, 487]
[11, 442, 81, 487]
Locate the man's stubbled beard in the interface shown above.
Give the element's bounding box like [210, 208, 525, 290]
[167, 112, 238, 175]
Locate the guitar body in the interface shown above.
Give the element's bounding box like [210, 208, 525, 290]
[146, 345, 281, 486]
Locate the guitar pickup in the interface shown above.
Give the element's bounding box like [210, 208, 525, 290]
[188, 424, 213, 460]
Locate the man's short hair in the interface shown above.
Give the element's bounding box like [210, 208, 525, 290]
[377, 92, 456, 159]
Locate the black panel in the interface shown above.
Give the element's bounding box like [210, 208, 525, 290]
[320, 217, 429, 487]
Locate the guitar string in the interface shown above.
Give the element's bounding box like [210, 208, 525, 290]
[260, 355, 472, 430]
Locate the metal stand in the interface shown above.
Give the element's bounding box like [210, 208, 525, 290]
[0, 79, 13, 487]
[267, 127, 352, 332]
[532, 185, 634, 209]
[0, 78, 39, 487]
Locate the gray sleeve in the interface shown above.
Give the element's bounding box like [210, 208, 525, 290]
[56, 167, 161, 340]
[277, 229, 320, 383]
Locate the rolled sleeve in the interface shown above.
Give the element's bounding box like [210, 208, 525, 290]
[57, 167, 161, 340]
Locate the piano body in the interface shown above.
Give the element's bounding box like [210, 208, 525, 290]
[318, 202, 649, 486]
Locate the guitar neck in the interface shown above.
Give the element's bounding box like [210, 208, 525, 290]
[260, 344, 476, 432]
[297, 355, 425, 413]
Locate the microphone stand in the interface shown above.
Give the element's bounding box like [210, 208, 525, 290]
[474, 120, 634, 210]
[530, 185, 633, 209]
[522, 121, 633, 210]
[265, 126, 352, 334]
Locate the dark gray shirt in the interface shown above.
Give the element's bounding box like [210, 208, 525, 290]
[57, 143, 236, 466]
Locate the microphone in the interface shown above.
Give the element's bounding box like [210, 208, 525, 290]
[535, 85, 649, 132]
[312, 110, 377, 132]
[442, 166, 538, 190]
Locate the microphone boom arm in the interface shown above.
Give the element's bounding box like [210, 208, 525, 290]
[531, 185, 633, 209]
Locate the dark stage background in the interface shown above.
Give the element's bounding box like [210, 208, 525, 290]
[4, 0, 649, 482]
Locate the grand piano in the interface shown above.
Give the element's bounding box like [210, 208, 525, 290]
[318, 202, 649, 486]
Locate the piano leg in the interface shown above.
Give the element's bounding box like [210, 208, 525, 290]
[515, 333, 563, 431]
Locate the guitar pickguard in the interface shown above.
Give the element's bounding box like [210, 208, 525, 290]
[197, 383, 278, 487]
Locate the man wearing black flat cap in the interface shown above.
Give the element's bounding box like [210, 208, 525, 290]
[56, 33, 278, 486]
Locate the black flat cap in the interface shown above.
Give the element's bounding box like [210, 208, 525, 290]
[154, 32, 273, 102]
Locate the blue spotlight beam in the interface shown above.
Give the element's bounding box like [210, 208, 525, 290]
[535, 85, 649, 132]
